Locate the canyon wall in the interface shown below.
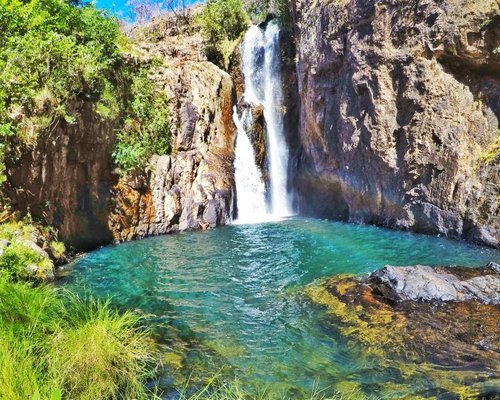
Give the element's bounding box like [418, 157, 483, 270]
[292, 0, 500, 247]
[5, 102, 117, 250]
[5, 17, 236, 250]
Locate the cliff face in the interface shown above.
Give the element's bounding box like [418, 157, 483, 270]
[292, 0, 500, 247]
[5, 102, 116, 250]
[4, 16, 236, 250]
[108, 18, 236, 242]
[109, 62, 235, 241]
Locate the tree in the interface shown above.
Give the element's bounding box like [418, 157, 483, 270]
[126, 0, 163, 24]
[164, 0, 190, 26]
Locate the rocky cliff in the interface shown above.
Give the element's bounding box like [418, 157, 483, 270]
[109, 20, 236, 241]
[4, 14, 236, 250]
[292, 0, 500, 247]
[5, 102, 117, 250]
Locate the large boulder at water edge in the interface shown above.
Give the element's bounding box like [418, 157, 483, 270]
[369, 263, 500, 304]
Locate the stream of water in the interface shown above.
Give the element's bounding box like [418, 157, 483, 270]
[233, 22, 292, 221]
[60, 218, 500, 398]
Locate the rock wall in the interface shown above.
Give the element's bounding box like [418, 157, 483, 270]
[107, 18, 236, 242]
[292, 0, 500, 247]
[5, 102, 117, 251]
[5, 15, 236, 249]
[109, 61, 235, 241]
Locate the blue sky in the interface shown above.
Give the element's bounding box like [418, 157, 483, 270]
[94, 0, 202, 21]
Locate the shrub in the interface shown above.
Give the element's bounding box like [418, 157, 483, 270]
[0, 241, 53, 282]
[113, 68, 171, 172]
[0, 219, 64, 282]
[196, 0, 248, 67]
[478, 132, 500, 165]
[0, 0, 121, 136]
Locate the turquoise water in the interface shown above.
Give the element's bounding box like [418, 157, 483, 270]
[60, 218, 500, 398]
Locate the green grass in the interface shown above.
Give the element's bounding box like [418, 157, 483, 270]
[0, 277, 159, 400]
[0, 219, 66, 282]
[175, 376, 378, 400]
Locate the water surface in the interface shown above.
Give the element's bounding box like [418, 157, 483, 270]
[60, 218, 500, 398]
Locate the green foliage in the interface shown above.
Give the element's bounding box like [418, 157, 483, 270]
[0, 241, 52, 282]
[478, 133, 500, 165]
[113, 68, 171, 172]
[49, 241, 66, 260]
[244, 0, 292, 28]
[196, 0, 248, 67]
[0, 219, 66, 282]
[0, 276, 159, 400]
[0, 0, 121, 139]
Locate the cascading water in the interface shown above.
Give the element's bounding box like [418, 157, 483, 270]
[233, 21, 293, 223]
[232, 107, 267, 224]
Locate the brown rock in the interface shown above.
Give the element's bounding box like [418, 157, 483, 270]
[292, 0, 500, 247]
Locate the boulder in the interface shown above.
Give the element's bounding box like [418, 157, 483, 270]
[369, 264, 500, 304]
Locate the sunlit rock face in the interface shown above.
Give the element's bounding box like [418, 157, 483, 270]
[292, 0, 500, 247]
[108, 20, 236, 242]
[5, 14, 237, 249]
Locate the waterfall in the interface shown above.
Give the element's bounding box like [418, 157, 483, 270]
[233, 21, 293, 223]
[232, 107, 267, 224]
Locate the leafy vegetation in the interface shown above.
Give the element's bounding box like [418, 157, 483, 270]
[113, 67, 171, 172]
[0, 218, 65, 282]
[478, 132, 500, 165]
[196, 0, 248, 67]
[0, 276, 159, 400]
[0, 0, 121, 145]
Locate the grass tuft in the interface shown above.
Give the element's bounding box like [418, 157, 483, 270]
[0, 277, 159, 400]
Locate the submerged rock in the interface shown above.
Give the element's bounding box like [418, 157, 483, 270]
[305, 264, 500, 398]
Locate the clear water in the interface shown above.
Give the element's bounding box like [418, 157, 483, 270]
[60, 218, 500, 398]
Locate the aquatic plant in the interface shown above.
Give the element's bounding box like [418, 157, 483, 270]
[176, 376, 379, 399]
[304, 276, 407, 357]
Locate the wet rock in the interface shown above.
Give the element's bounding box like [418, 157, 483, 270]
[488, 261, 500, 273]
[369, 265, 500, 304]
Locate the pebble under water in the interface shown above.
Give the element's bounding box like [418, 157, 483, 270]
[60, 218, 500, 399]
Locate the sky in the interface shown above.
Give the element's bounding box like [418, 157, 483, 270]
[94, 0, 202, 21]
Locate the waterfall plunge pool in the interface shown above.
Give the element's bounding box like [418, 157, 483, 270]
[59, 218, 500, 399]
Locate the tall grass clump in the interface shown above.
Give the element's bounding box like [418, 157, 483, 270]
[0, 277, 159, 400]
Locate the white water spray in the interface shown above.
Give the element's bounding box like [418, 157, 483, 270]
[233, 22, 293, 223]
[232, 107, 268, 224]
